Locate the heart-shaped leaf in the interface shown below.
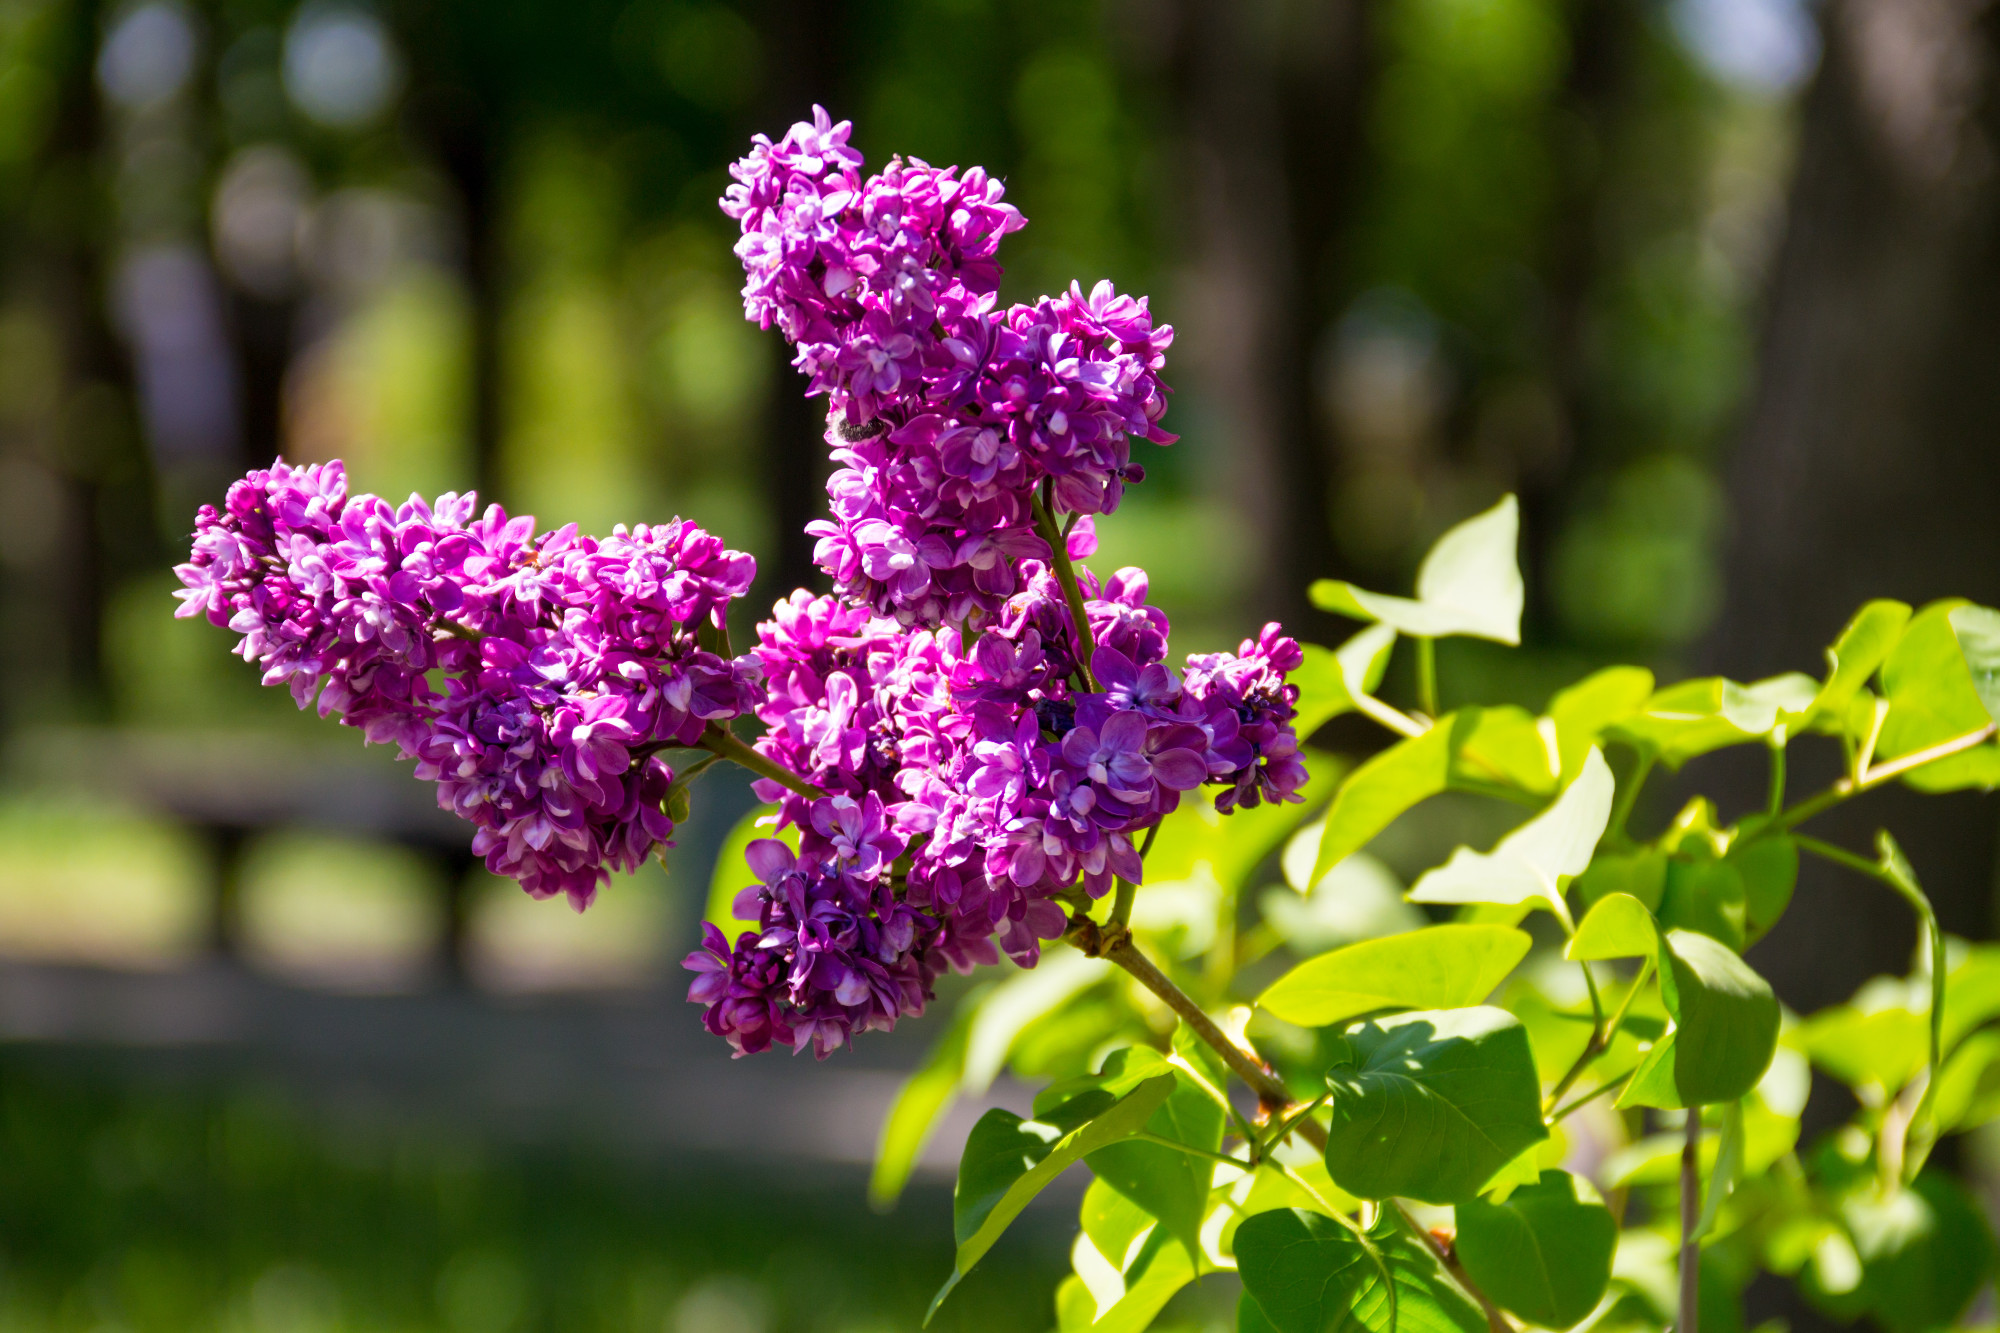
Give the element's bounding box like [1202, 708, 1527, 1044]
[1454, 1169, 1617, 1329]
[1816, 600, 1911, 720]
[1309, 495, 1523, 644]
[930, 1073, 1175, 1321]
[1259, 924, 1532, 1027]
[1323, 1007, 1549, 1204]
[1409, 748, 1615, 927]
[1623, 929, 1779, 1108]
[1310, 715, 1466, 883]
[1235, 1209, 1486, 1333]
[1567, 892, 1659, 961]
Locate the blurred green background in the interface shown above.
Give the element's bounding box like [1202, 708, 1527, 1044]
[3, 0, 1999, 1328]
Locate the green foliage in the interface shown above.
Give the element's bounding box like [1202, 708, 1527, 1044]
[1322, 1007, 1547, 1204]
[1311, 495, 1525, 645]
[1234, 1210, 1485, 1333]
[895, 507, 2000, 1333]
[1258, 924, 1530, 1027]
[1453, 1170, 1616, 1328]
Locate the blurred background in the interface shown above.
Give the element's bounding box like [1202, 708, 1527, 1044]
[1, 0, 1998, 1328]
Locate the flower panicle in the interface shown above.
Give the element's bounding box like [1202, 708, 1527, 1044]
[174, 458, 762, 909]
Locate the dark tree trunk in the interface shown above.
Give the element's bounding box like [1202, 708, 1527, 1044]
[752, 0, 848, 606]
[1717, 0, 2000, 1012]
[1172, 0, 1372, 638]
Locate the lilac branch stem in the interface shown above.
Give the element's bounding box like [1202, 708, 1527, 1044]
[1030, 488, 1098, 692]
[1680, 1110, 1702, 1333]
[698, 723, 825, 799]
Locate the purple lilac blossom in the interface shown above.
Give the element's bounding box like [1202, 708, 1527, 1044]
[685, 561, 1308, 1057]
[174, 458, 762, 908]
[724, 107, 1174, 626]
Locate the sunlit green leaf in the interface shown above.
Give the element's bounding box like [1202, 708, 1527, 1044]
[1730, 835, 1797, 939]
[1309, 495, 1523, 644]
[1878, 601, 2000, 792]
[1310, 716, 1466, 883]
[1258, 924, 1532, 1027]
[1293, 625, 1399, 739]
[1235, 1210, 1486, 1333]
[1547, 666, 1655, 781]
[1409, 747, 1614, 926]
[1453, 705, 1558, 795]
[1455, 1169, 1616, 1329]
[1573, 848, 1667, 913]
[1323, 1007, 1548, 1203]
[930, 1075, 1175, 1321]
[1059, 1229, 1196, 1333]
[1066, 1049, 1225, 1266]
[1660, 928, 1781, 1106]
[1657, 854, 1746, 952]
[1815, 600, 1911, 722]
[1952, 604, 2000, 731]
[1608, 674, 1818, 767]
[1933, 1029, 2000, 1130]
[1567, 892, 1659, 961]
[1944, 942, 2000, 1050]
[1797, 983, 1929, 1093]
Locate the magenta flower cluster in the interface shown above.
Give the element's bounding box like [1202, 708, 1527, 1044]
[174, 459, 761, 908]
[722, 106, 1175, 626]
[686, 109, 1305, 1059]
[175, 108, 1306, 1063]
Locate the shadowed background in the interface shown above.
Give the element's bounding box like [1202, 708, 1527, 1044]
[0, 0, 1995, 1329]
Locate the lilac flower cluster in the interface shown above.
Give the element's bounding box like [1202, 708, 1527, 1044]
[722, 106, 1175, 626]
[687, 550, 1307, 1056]
[175, 459, 761, 908]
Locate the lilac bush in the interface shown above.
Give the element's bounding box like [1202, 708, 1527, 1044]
[175, 108, 2000, 1333]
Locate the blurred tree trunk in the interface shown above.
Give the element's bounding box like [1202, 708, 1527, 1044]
[754, 0, 848, 604]
[1718, 2, 2000, 1031]
[1171, 0, 1371, 635]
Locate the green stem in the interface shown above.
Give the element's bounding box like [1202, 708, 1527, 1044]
[1396, 1202, 1515, 1333]
[1259, 1093, 1329, 1158]
[697, 723, 825, 799]
[1355, 691, 1429, 739]
[1545, 957, 1653, 1113]
[1109, 878, 1137, 930]
[1766, 741, 1786, 818]
[1132, 1131, 1251, 1170]
[1548, 1069, 1633, 1124]
[1771, 723, 1996, 834]
[1680, 1110, 1703, 1333]
[1607, 747, 1656, 845]
[1795, 832, 1945, 1177]
[1030, 486, 1098, 691]
[1415, 636, 1439, 719]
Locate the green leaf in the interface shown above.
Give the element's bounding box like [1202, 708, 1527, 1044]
[1879, 601, 2000, 792]
[1061, 1232, 1196, 1333]
[1258, 924, 1532, 1027]
[1310, 716, 1466, 883]
[1844, 1173, 1998, 1333]
[1235, 1210, 1486, 1333]
[1409, 747, 1615, 927]
[1951, 603, 2000, 727]
[1816, 600, 1911, 721]
[1660, 928, 1781, 1106]
[1323, 1007, 1549, 1204]
[1608, 674, 1819, 767]
[871, 990, 985, 1209]
[1572, 848, 1667, 913]
[1933, 1029, 2000, 1130]
[1547, 666, 1655, 782]
[1080, 1176, 1155, 1274]
[1292, 625, 1398, 739]
[1616, 1030, 1683, 1110]
[1073, 1050, 1226, 1267]
[1657, 854, 1747, 952]
[963, 950, 1110, 1091]
[1454, 1169, 1616, 1329]
[1729, 835, 1797, 939]
[1797, 987, 1929, 1093]
[1567, 892, 1659, 961]
[930, 1074, 1176, 1321]
[1310, 495, 1523, 644]
[1692, 1100, 1746, 1243]
[702, 804, 790, 936]
[1452, 705, 1558, 795]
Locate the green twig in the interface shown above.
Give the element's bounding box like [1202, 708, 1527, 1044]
[1771, 723, 1996, 834]
[1548, 1070, 1634, 1125]
[1259, 1093, 1330, 1158]
[1416, 636, 1439, 719]
[1109, 878, 1137, 930]
[698, 723, 825, 799]
[1396, 1201, 1515, 1333]
[1607, 747, 1656, 845]
[1132, 1131, 1252, 1170]
[1030, 486, 1098, 691]
[1766, 741, 1786, 818]
[1545, 957, 1653, 1113]
[1680, 1110, 1703, 1333]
